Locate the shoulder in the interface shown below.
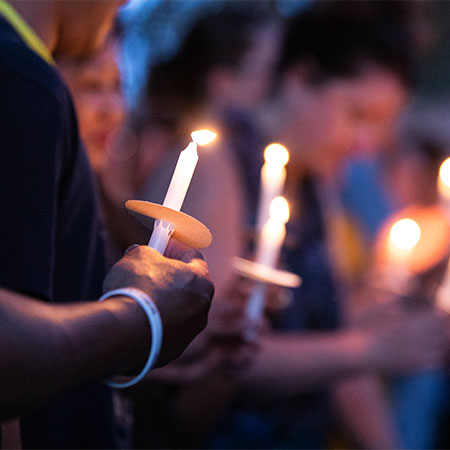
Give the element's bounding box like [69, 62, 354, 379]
[0, 18, 68, 109]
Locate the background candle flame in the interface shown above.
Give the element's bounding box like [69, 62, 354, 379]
[270, 196, 290, 223]
[439, 157, 450, 188]
[389, 218, 421, 250]
[264, 143, 289, 167]
[191, 129, 217, 146]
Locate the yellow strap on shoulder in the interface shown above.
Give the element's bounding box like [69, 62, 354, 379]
[0, 0, 55, 65]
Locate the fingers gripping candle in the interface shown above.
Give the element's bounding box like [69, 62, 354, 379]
[148, 130, 216, 254]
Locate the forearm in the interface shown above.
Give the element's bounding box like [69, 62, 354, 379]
[0, 289, 148, 420]
[239, 331, 373, 400]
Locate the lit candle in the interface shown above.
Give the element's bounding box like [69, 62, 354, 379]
[255, 144, 289, 234]
[436, 157, 450, 310]
[255, 196, 290, 268]
[438, 157, 450, 216]
[246, 197, 290, 332]
[384, 218, 421, 294]
[148, 129, 216, 254]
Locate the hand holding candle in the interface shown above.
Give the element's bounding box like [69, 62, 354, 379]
[232, 144, 299, 336]
[148, 130, 216, 254]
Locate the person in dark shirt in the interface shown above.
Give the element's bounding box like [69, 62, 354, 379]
[0, 1, 214, 448]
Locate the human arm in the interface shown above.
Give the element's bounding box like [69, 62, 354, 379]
[0, 240, 214, 420]
[0, 289, 147, 421]
[237, 307, 448, 401]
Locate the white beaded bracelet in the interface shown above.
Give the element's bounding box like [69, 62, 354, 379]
[99, 287, 163, 389]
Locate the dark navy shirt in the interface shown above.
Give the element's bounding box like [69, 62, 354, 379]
[0, 17, 115, 449]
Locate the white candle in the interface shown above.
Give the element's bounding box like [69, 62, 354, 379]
[255, 196, 290, 268]
[161, 141, 199, 211]
[246, 197, 290, 336]
[256, 144, 289, 234]
[148, 129, 216, 254]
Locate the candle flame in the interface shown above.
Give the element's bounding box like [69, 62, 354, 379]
[191, 130, 217, 146]
[264, 143, 289, 167]
[439, 157, 450, 188]
[270, 196, 290, 223]
[389, 218, 421, 250]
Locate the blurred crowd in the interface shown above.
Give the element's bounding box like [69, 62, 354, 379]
[4, 0, 450, 449]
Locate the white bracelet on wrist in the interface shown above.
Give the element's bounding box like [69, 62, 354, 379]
[99, 287, 163, 389]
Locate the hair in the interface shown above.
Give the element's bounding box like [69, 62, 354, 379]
[139, 4, 278, 130]
[278, 1, 417, 89]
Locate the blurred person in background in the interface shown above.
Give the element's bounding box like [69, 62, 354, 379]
[118, 2, 450, 449]
[205, 3, 450, 449]
[56, 26, 140, 269]
[342, 106, 450, 449]
[57, 30, 126, 176]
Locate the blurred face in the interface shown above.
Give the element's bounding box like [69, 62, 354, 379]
[59, 40, 125, 172]
[283, 65, 408, 177]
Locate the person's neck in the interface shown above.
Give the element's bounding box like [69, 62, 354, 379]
[8, 0, 58, 53]
[259, 94, 299, 152]
[256, 95, 280, 142]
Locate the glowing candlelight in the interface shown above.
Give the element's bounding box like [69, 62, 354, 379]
[436, 158, 450, 310]
[389, 218, 421, 255]
[438, 157, 450, 202]
[256, 144, 289, 233]
[385, 218, 421, 293]
[148, 129, 216, 254]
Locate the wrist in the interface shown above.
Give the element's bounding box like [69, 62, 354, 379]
[99, 288, 163, 388]
[101, 295, 149, 373]
[338, 329, 377, 374]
